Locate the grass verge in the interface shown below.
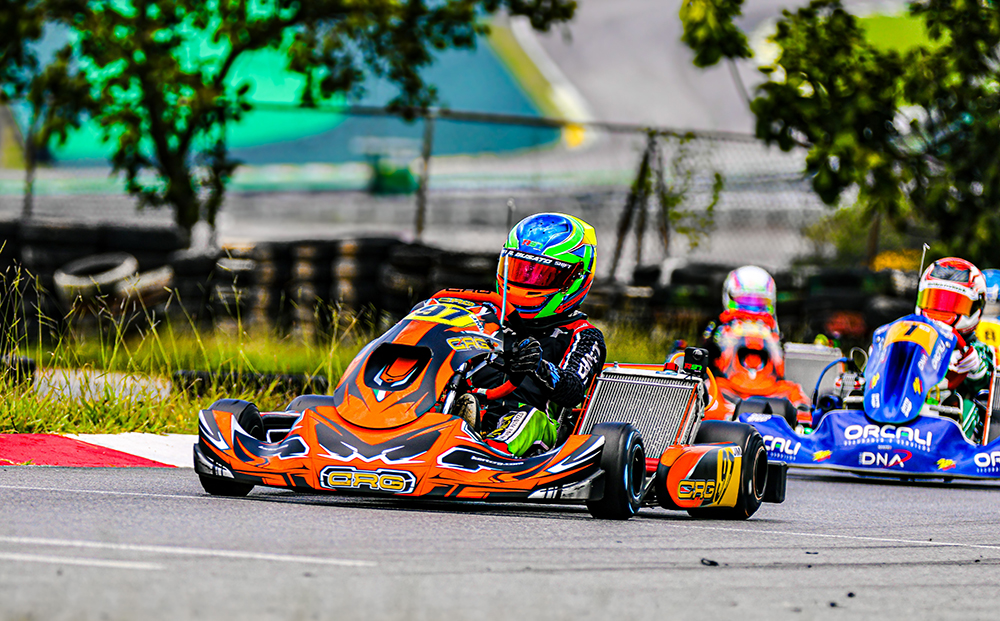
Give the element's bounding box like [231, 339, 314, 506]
[1, 262, 697, 435]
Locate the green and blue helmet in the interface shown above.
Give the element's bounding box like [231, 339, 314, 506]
[496, 213, 598, 320]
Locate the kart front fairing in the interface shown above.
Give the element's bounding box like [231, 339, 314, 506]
[864, 315, 956, 425]
[196, 403, 607, 499]
[334, 301, 504, 429]
[739, 409, 1000, 479]
[195, 298, 608, 499]
[739, 315, 1000, 478]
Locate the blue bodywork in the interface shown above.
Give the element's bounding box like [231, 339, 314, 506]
[741, 315, 1000, 478]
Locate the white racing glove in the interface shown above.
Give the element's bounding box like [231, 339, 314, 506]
[951, 344, 986, 379]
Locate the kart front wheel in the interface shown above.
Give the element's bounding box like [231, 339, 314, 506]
[198, 399, 265, 497]
[687, 421, 767, 520]
[587, 423, 646, 520]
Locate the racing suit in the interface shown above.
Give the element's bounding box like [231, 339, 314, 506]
[700, 309, 781, 378]
[477, 311, 607, 457]
[930, 329, 995, 440]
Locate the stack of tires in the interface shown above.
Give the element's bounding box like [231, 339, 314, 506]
[803, 268, 893, 347]
[247, 242, 294, 332]
[290, 241, 339, 339]
[430, 250, 496, 293]
[18, 220, 188, 333]
[332, 237, 400, 324]
[0, 219, 21, 355]
[664, 263, 735, 325]
[211, 245, 256, 330]
[379, 243, 441, 320]
[20, 220, 102, 330]
[168, 248, 220, 324]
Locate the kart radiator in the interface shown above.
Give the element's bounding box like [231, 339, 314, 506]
[579, 366, 703, 459]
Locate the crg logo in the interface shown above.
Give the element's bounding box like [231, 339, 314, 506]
[844, 424, 933, 449]
[319, 466, 417, 493]
[677, 479, 716, 500]
[763, 435, 801, 456]
[860, 450, 912, 468]
[974, 452, 1000, 469]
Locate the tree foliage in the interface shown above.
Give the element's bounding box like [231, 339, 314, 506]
[1, 1, 93, 217]
[679, 0, 1000, 267]
[0, 0, 45, 102]
[3, 0, 576, 233]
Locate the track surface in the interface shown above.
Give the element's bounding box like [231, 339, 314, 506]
[3, 467, 1000, 620]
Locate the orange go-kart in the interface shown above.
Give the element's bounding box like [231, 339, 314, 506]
[700, 316, 811, 428]
[194, 290, 786, 520]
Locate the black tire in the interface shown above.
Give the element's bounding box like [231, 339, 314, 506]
[686, 421, 767, 520]
[53, 252, 139, 305]
[587, 422, 646, 520]
[103, 224, 188, 253]
[198, 399, 264, 497]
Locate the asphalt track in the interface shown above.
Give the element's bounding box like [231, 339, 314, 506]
[3, 466, 1000, 620]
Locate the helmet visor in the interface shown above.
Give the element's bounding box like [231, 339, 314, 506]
[917, 287, 975, 316]
[728, 294, 773, 313]
[498, 251, 579, 289]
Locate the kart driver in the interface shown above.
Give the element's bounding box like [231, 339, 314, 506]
[914, 257, 996, 441]
[701, 265, 782, 368]
[696, 265, 811, 423]
[454, 213, 607, 457]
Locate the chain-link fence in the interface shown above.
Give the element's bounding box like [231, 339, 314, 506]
[2, 106, 866, 340]
[0, 105, 830, 278]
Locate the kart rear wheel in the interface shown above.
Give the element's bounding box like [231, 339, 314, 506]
[687, 421, 767, 520]
[586, 423, 646, 520]
[198, 399, 264, 497]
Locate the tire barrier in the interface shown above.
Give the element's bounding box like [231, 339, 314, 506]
[291, 241, 339, 338]
[172, 369, 330, 396]
[53, 252, 140, 308]
[167, 248, 221, 322]
[10, 220, 188, 336]
[429, 250, 496, 293]
[331, 237, 401, 325]
[379, 243, 443, 318]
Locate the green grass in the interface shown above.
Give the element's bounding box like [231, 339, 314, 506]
[1, 262, 699, 435]
[0, 264, 375, 434]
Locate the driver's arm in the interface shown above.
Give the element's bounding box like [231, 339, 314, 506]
[529, 327, 607, 408]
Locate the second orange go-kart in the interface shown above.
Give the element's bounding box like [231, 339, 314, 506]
[194, 289, 787, 520]
[700, 317, 812, 428]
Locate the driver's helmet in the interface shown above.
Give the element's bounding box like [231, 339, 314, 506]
[916, 257, 986, 336]
[722, 265, 777, 316]
[496, 213, 597, 320]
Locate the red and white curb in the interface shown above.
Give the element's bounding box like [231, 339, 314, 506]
[0, 434, 196, 468]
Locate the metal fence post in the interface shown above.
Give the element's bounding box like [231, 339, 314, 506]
[415, 109, 436, 241]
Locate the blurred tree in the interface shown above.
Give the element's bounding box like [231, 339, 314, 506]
[45, 0, 576, 236]
[679, 0, 1000, 268]
[1, 0, 93, 217]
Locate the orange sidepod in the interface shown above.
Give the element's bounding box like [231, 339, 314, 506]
[656, 443, 743, 510]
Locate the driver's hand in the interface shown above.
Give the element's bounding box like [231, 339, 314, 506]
[952, 343, 982, 375]
[508, 338, 543, 375]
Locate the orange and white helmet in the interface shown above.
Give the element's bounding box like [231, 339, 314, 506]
[916, 257, 986, 336]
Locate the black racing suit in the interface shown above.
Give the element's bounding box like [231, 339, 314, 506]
[475, 310, 607, 456]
